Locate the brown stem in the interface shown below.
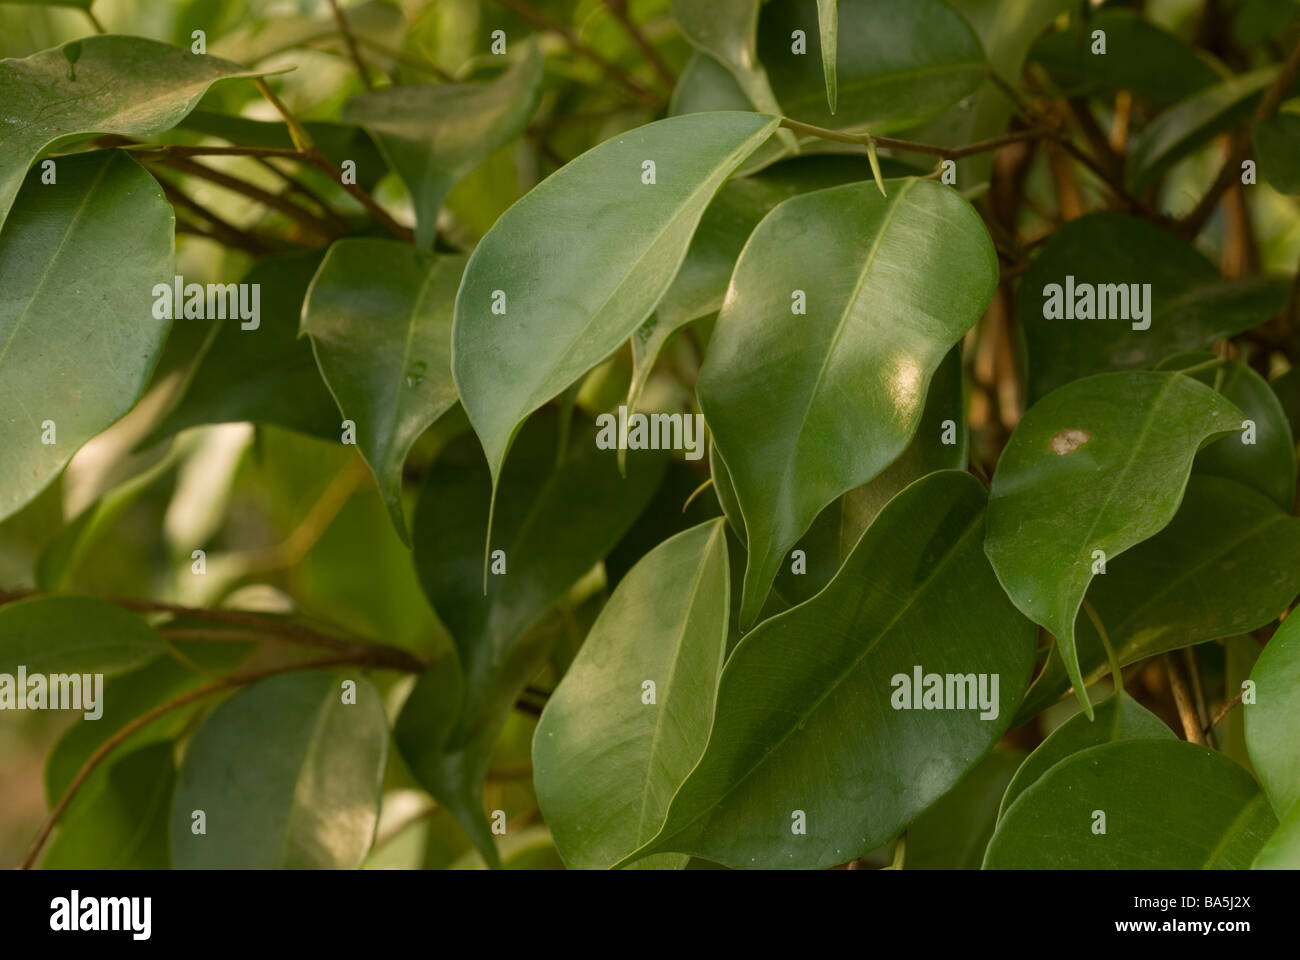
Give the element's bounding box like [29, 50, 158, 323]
[84, 7, 106, 33]
[779, 117, 1053, 160]
[1164, 653, 1207, 745]
[349, 35, 455, 81]
[1205, 687, 1247, 736]
[493, 0, 660, 107]
[256, 157, 353, 231]
[1181, 33, 1300, 236]
[157, 181, 280, 256]
[300, 147, 414, 241]
[601, 0, 676, 90]
[326, 0, 375, 91]
[124, 144, 305, 160]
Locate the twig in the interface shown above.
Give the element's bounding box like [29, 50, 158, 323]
[1181, 33, 1300, 236]
[1164, 653, 1207, 745]
[300, 147, 415, 241]
[779, 117, 1052, 160]
[83, 7, 106, 33]
[1204, 687, 1246, 736]
[349, 35, 455, 81]
[121, 144, 304, 160]
[157, 181, 280, 256]
[493, 0, 660, 107]
[256, 157, 353, 232]
[255, 78, 316, 152]
[601, 0, 675, 91]
[326, 0, 375, 91]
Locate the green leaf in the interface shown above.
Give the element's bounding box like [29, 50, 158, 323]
[453, 110, 777, 495]
[698, 178, 997, 627]
[669, 54, 792, 176]
[1272, 366, 1300, 445]
[42, 741, 175, 869]
[1126, 67, 1278, 190]
[302, 239, 465, 542]
[1030, 9, 1220, 108]
[985, 370, 1243, 719]
[758, 0, 988, 132]
[534, 519, 729, 870]
[143, 253, 339, 448]
[211, 0, 404, 65]
[1019, 212, 1290, 401]
[985, 740, 1277, 868]
[1253, 113, 1300, 194]
[999, 693, 1173, 820]
[395, 413, 665, 867]
[904, 744, 1025, 870]
[0, 595, 164, 675]
[343, 43, 543, 247]
[816, 0, 838, 114]
[1246, 613, 1300, 817]
[623, 471, 1036, 870]
[0, 151, 174, 523]
[1157, 352, 1296, 510]
[1015, 476, 1300, 723]
[170, 670, 388, 869]
[0, 35, 264, 231]
[1254, 800, 1300, 869]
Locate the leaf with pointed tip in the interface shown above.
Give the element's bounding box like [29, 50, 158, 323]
[143, 254, 339, 447]
[170, 671, 388, 869]
[453, 111, 778, 495]
[999, 693, 1173, 820]
[758, 0, 988, 132]
[986, 372, 1243, 719]
[0, 35, 264, 231]
[1020, 212, 1290, 401]
[622, 472, 1035, 870]
[985, 740, 1276, 868]
[816, 0, 838, 113]
[1254, 113, 1300, 194]
[395, 413, 665, 868]
[0, 594, 165, 675]
[0, 151, 173, 524]
[534, 519, 729, 870]
[699, 178, 996, 628]
[302, 239, 464, 543]
[1246, 613, 1300, 818]
[1157, 352, 1296, 510]
[1014, 476, 1300, 724]
[344, 44, 543, 248]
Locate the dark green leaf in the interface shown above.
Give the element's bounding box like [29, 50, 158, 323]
[905, 744, 1025, 870]
[1246, 612, 1300, 817]
[0, 594, 164, 675]
[1253, 113, 1300, 194]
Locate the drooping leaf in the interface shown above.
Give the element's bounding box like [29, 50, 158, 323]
[1253, 113, 1300, 194]
[985, 370, 1242, 719]
[1019, 212, 1289, 401]
[698, 178, 997, 627]
[1126, 67, 1280, 190]
[758, 0, 989, 133]
[143, 253, 338, 447]
[816, 0, 838, 114]
[998, 693, 1174, 820]
[1030, 9, 1220, 108]
[0, 151, 174, 523]
[904, 745, 1025, 870]
[0, 35, 263, 230]
[0, 594, 165, 675]
[452, 111, 778, 496]
[623, 471, 1036, 870]
[170, 670, 388, 869]
[1157, 352, 1296, 510]
[395, 413, 665, 867]
[42, 741, 175, 869]
[343, 43, 543, 247]
[1013, 475, 1300, 723]
[301, 239, 465, 542]
[533, 519, 730, 870]
[984, 740, 1276, 868]
[1246, 613, 1300, 817]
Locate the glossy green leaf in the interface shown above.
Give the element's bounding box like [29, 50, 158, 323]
[985, 371, 1242, 719]
[699, 178, 997, 627]
[42, 741, 175, 870]
[395, 413, 665, 867]
[1016, 476, 1300, 723]
[1019, 212, 1289, 401]
[985, 740, 1276, 868]
[170, 670, 388, 869]
[1246, 613, 1300, 817]
[1253, 800, 1300, 869]
[1253, 113, 1300, 194]
[302, 239, 465, 542]
[343, 44, 543, 247]
[623, 471, 1036, 870]
[669, 54, 792, 176]
[534, 519, 729, 870]
[143, 253, 338, 447]
[1030, 9, 1220, 108]
[905, 745, 1025, 870]
[999, 693, 1173, 820]
[0, 595, 164, 676]
[1272, 366, 1300, 445]
[1157, 352, 1296, 509]
[453, 111, 777, 496]
[1126, 67, 1278, 190]
[0, 35, 263, 230]
[758, 0, 988, 132]
[816, 0, 838, 114]
[0, 151, 173, 523]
